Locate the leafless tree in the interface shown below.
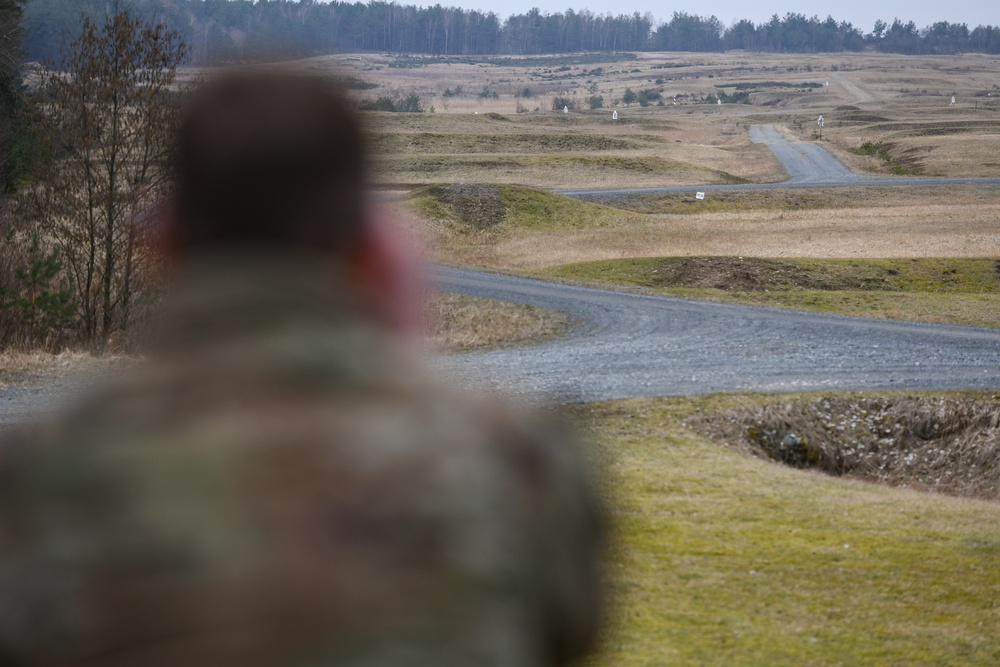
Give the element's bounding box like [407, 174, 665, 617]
[24, 2, 186, 345]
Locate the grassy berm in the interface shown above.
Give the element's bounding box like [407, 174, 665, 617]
[577, 393, 1000, 666]
[411, 182, 645, 232]
[547, 257, 1000, 328]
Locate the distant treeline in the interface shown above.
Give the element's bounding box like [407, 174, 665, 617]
[22, 0, 1000, 64]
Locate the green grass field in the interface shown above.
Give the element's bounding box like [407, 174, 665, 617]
[577, 394, 1000, 666]
[545, 257, 1000, 328]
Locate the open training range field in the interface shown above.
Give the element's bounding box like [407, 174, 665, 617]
[283, 50, 1000, 329]
[287, 50, 1000, 255]
[290, 51, 1000, 664]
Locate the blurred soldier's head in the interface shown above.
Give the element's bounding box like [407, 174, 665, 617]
[169, 71, 420, 334]
[172, 71, 367, 256]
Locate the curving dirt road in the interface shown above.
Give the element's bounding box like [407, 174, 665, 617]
[558, 124, 1000, 197]
[433, 266, 1000, 402]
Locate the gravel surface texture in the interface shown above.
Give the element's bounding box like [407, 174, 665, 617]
[432, 266, 1000, 403]
[0, 375, 99, 430]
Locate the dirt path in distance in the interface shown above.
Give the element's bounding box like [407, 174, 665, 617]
[833, 73, 877, 105]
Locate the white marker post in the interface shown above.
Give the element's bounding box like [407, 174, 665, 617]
[951, 95, 956, 105]
[817, 114, 824, 139]
[612, 110, 618, 120]
[563, 105, 568, 114]
[717, 98, 721, 105]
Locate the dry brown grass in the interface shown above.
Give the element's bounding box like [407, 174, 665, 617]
[278, 50, 1000, 182]
[424, 291, 568, 351]
[0, 294, 566, 385]
[365, 111, 784, 188]
[0, 350, 124, 388]
[592, 184, 1000, 214]
[398, 180, 1000, 311]
[306, 51, 1000, 113]
[486, 199, 1000, 269]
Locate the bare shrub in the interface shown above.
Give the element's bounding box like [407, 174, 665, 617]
[22, 6, 186, 348]
[551, 96, 576, 111]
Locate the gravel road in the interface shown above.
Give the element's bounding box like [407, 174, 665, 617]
[747, 124, 860, 184]
[432, 126, 998, 402]
[558, 124, 1000, 198]
[432, 266, 1000, 403]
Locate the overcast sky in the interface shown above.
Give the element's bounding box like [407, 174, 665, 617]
[366, 0, 994, 32]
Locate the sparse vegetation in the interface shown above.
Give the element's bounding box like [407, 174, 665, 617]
[410, 183, 646, 233]
[357, 92, 423, 112]
[0, 349, 126, 389]
[852, 139, 916, 175]
[371, 132, 636, 154]
[336, 75, 379, 90]
[425, 292, 568, 351]
[718, 89, 751, 104]
[637, 88, 661, 106]
[551, 96, 576, 111]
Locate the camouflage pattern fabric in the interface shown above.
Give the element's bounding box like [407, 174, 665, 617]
[0, 253, 604, 666]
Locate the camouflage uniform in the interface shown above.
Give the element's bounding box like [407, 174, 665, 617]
[0, 253, 604, 666]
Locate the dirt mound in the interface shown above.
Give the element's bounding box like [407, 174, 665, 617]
[429, 183, 506, 228]
[835, 112, 891, 123]
[645, 257, 896, 292]
[647, 257, 799, 290]
[687, 395, 1000, 501]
